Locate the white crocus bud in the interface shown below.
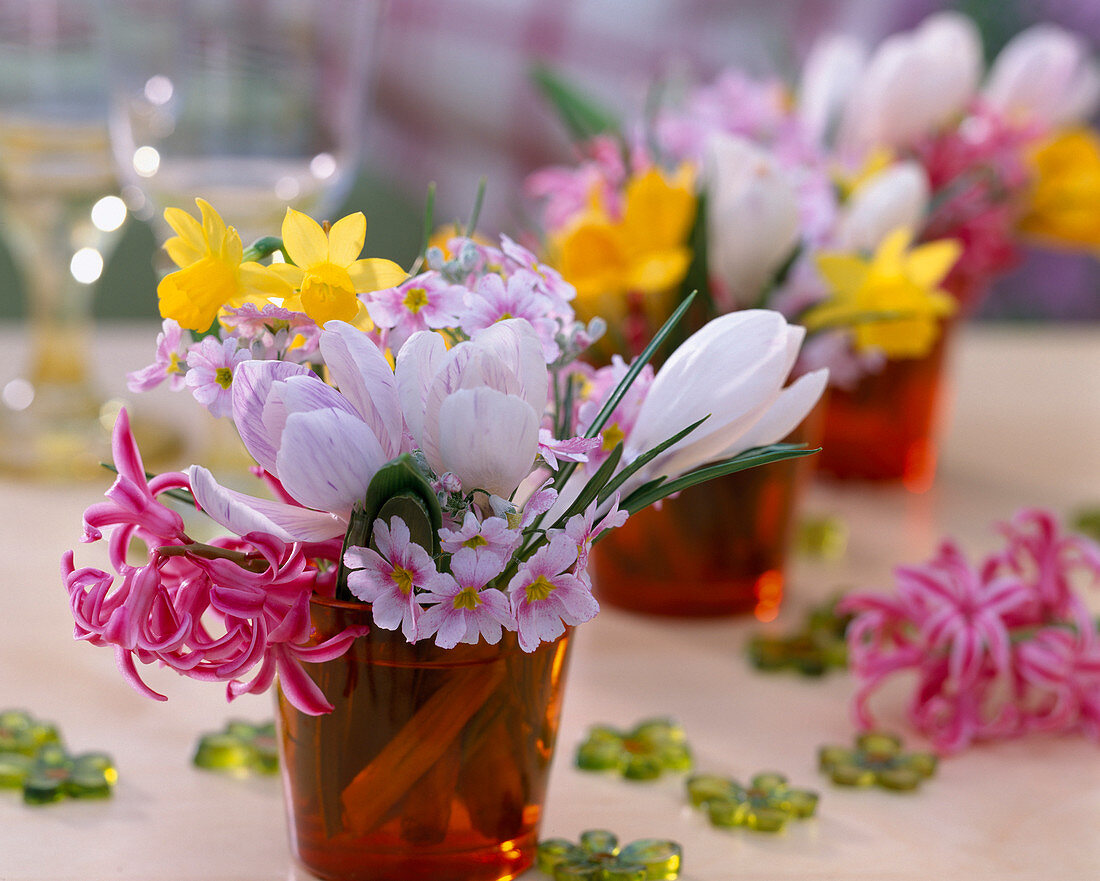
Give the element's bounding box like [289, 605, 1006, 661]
[625, 310, 827, 481]
[984, 24, 1100, 128]
[705, 134, 801, 309]
[838, 12, 983, 154]
[798, 33, 867, 147]
[835, 162, 930, 252]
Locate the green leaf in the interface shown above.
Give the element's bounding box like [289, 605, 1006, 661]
[463, 176, 488, 239]
[621, 444, 819, 514]
[596, 416, 707, 506]
[531, 64, 622, 143]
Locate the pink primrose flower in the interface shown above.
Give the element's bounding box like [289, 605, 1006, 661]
[185, 336, 250, 417]
[127, 319, 190, 393]
[565, 495, 628, 570]
[343, 516, 450, 642]
[417, 548, 515, 649]
[438, 510, 522, 568]
[508, 532, 598, 652]
[460, 271, 561, 361]
[366, 272, 467, 350]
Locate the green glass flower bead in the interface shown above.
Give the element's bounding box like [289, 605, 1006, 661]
[536, 830, 682, 880]
[0, 710, 61, 756]
[193, 720, 278, 775]
[22, 744, 117, 804]
[819, 732, 937, 791]
[747, 595, 852, 676]
[575, 718, 692, 780]
[687, 772, 818, 833]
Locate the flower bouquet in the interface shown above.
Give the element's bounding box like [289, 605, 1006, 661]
[64, 199, 823, 880]
[530, 12, 1100, 490]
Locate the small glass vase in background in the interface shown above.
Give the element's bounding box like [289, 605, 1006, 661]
[0, 0, 131, 480]
[591, 405, 823, 620]
[816, 324, 952, 491]
[278, 598, 573, 881]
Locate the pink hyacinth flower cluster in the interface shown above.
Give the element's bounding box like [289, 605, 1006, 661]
[63, 408, 358, 716]
[913, 103, 1041, 310]
[844, 508, 1100, 753]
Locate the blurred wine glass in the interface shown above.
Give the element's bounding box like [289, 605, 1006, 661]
[103, 0, 377, 245]
[0, 0, 132, 479]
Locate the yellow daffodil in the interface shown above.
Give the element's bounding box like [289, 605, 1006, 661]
[157, 199, 291, 331]
[803, 228, 960, 359]
[271, 209, 407, 325]
[553, 166, 695, 329]
[1018, 128, 1100, 249]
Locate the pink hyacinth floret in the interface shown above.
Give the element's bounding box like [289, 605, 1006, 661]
[843, 507, 1100, 753]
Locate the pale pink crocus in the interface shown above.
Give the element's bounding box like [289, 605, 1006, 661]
[128, 318, 190, 393]
[438, 510, 522, 567]
[508, 533, 598, 652]
[185, 336, 250, 417]
[417, 548, 515, 649]
[343, 517, 450, 642]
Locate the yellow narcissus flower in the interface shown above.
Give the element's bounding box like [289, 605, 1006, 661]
[271, 209, 407, 325]
[552, 166, 695, 328]
[803, 228, 960, 359]
[157, 199, 291, 331]
[1018, 128, 1100, 249]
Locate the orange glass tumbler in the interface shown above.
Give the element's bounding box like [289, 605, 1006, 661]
[591, 411, 820, 620]
[277, 598, 572, 881]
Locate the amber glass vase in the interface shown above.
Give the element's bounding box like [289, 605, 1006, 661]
[817, 324, 953, 490]
[591, 408, 821, 620]
[277, 598, 573, 881]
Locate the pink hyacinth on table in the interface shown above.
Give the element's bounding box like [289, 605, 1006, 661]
[843, 508, 1100, 753]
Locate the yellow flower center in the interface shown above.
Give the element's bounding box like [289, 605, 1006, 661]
[214, 367, 234, 389]
[525, 575, 556, 603]
[402, 286, 429, 314]
[462, 534, 489, 549]
[496, 312, 514, 322]
[391, 566, 414, 595]
[602, 422, 625, 452]
[167, 352, 184, 375]
[452, 586, 482, 611]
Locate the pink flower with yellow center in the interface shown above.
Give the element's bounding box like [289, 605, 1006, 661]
[508, 533, 598, 652]
[365, 272, 467, 350]
[438, 511, 522, 568]
[343, 516, 450, 642]
[184, 336, 250, 418]
[128, 318, 189, 393]
[417, 548, 515, 649]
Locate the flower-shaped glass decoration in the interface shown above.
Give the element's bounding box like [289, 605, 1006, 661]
[0, 742, 118, 804]
[686, 772, 818, 833]
[0, 710, 61, 756]
[193, 720, 278, 775]
[536, 829, 682, 880]
[575, 718, 693, 780]
[819, 732, 937, 791]
[748, 595, 853, 676]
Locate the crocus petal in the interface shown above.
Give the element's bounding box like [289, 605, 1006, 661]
[394, 330, 447, 448]
[627, 310, 794, 478]
[232, 360, 312, 473]
[189, 466, 346, 541]
[275, 409, 388, 517]
[798, 33, 867, 146]
[836, 163, 930, 252]
[468, 318, 550, 412]
[726, 368, 828, 456]
[437, 387, 539, 499]
[320, 321, 404, 458]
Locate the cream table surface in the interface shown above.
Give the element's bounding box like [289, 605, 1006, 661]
[1, 322, 1098, 881]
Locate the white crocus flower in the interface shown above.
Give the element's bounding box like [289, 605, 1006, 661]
[705, 134, 801, 309]
[984, 24, 1100, 128]
[797, 33, 867, 147]
[835, 162, 930, 252]
[838, 12, 982, 154]
[396, 318, 546, 500]
[624, 310, 827, 481]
